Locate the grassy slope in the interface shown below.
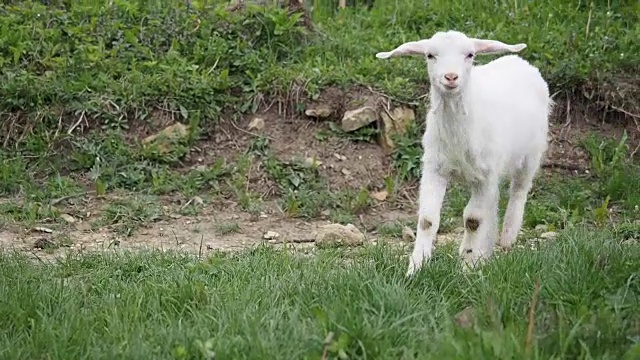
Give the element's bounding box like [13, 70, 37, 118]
[0, 0, 639, 358]
[0, 0, 638, 229]
[1, 228, 639, 359]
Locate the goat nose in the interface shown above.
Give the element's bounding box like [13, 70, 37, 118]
[444, 73, 458, 82]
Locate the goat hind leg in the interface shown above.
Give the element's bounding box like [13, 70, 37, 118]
[460, 179, 499, 269]
[500, 158, 540, 250]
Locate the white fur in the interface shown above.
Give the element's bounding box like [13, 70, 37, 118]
[376, 31, 552, 276]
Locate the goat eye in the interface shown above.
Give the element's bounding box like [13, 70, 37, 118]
[466, 53, 474, 59]
[426, 54, 435, 60]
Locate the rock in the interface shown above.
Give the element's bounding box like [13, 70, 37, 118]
[370, 190, 388, 201]
[143, 123, 190, 155]
[315, 223, 365, 247]
[304, 157, 322, 167]
[60, 214, 76, 223]
[33, 237, 55, 249]
[305, 104, 333, 118]
[534, 224, 548, 232]
[402, 226, 415, 242]
[378, 106, 416, 155]
[341, 168, 351, 176]
[540, 231, 557, 239]
[263, 231, 280, 240]
[248, 117, 265, 131]
[333, 153, 347, 161]
[341, 106, 378, 132]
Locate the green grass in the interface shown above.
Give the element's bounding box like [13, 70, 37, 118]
[0, 0, 637, 127]
[1, 227, 639, 359]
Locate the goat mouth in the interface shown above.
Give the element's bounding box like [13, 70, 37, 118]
[442, 83, 459, 89]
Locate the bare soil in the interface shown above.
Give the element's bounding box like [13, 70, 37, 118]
[1, 88, 638, 260]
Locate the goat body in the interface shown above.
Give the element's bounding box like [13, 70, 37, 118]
[376, 31, 551, 276]
[426, 55, 550, 185]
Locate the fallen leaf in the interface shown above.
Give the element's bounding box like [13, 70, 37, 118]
[248, 117, 265, 131]
[370, 190, 388, 201]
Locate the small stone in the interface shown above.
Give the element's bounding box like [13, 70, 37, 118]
[33, 227, 53, 233]
[263, 231, 280, 240]
[341, 106, 378, 132]
[305, 157, 322, 167]
[248, 117, 265, 131]
[143, 123, 189, 144]
[60, 214, 76, 223]
[370, 190, 388, 201]
[305, 104, 333, 118]
[193, 196, 204, 205]
[333, 153, 347, 161]
[315, 223, 365, 247]
[402, 226, 415, 242]
[33, 238, 55, 249]
[540, 231, 557, 239]
[534, 224, 548, 232]
[341, 168, 351, 176]
[142, 123, 190, 156]
[378, 106, 416, 155]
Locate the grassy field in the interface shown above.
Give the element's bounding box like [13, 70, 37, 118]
[0, 0, 639, 358]
[1, 228, 639, 359]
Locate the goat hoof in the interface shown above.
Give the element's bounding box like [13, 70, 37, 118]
[406, 252, 430, 277]
[500, 244, 513, 253]
[406, 259, 421, 277]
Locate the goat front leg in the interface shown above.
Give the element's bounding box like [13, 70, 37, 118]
[407, 161, 448, 277]
[460, 178, 499, 269]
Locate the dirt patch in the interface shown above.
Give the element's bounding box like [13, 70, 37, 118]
[0, 200, 457, 262]
[1, 87, 638, 259]
[188, 105, 392, 194]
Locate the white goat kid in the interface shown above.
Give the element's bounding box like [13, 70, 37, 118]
[376, 31, 551, 276]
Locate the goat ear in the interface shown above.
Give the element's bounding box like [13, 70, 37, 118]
[471, 39, 527, 54]
[376, 40, 430, 59]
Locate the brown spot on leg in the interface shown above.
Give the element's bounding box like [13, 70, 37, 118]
[420, 218, 432, 231]
[465, 218, 480, 232]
